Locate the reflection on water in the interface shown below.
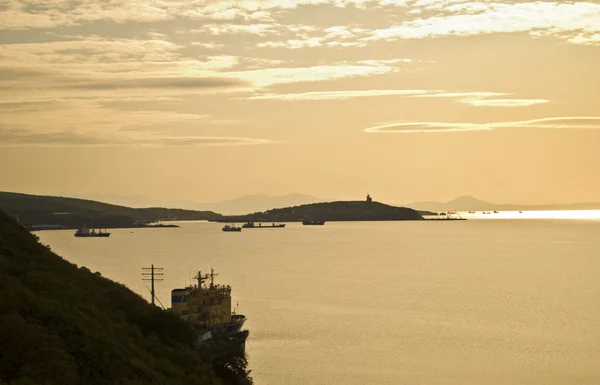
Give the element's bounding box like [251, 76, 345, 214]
[432, 210, 600, 220]
[37, 216, 600, 385]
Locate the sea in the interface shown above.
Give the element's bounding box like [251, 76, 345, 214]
[36, 211, 600, 385]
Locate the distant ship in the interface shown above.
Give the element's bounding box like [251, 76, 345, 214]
[302, 219, 325, 225]
[74, 227, 110, 237]
[170, 269, 248, 347]
[482, 212, 491, 214]
[222, 224, 242, 232]
[468, 211, 476, 214]
[242, 221, 285, 229]
[494, 211, 500, 213]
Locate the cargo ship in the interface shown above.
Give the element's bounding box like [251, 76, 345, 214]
[222, 224, 242, 232]
[242, 221, 285, 229]
[74, 227, 110, 237]
[170, 269, 248, 348]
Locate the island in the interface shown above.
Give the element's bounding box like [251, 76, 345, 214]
[215, 194, 426, 222]
[0, 210, 251, 385]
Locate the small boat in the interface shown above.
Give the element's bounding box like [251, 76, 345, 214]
[222, 224, 241, 232]
[302, 220, 325, 225]
[468, 211, 475, 214]
[493, 211, 499, 213]
[74, 227, 110, 237]
[519, 211, 523, 213]
[482, 212, 491, 214]
[242, 221, 285, 229]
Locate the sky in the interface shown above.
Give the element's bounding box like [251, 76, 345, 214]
[1, 0, 599, 205]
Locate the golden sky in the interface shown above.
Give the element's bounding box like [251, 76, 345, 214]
[1, 0, 599, 204]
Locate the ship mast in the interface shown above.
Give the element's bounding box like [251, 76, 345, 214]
[195, 271, 209, 288]
[210, 268, 219, 289]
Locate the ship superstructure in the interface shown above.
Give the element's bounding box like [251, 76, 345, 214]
[170, 269, 247, 342]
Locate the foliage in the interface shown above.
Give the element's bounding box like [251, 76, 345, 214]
[0, 211, 250, 385]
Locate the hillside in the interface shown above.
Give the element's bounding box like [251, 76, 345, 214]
[217, 200, 423, 222]
[0, 210, 250, 385]
[406, 195, 600, 212]
[0, 191, 223, 229]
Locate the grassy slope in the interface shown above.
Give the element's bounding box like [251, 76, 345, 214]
[0, 211, 223, 385]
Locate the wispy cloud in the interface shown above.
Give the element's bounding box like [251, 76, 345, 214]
[458, 98, 549, 107]
[246, 89, 436, 100]
[0, 99, 273, 147]
[190, 24, 282, 36]
[0, 129, 274, 147]
[65, 77, 246, 91]
[365, 2, 600, 45]
[243, 89, 537, 103]
[229, 60, 404, 87]
[365, 117, 600, 133]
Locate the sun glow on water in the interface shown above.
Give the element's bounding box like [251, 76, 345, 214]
[456, 210, 600, 220]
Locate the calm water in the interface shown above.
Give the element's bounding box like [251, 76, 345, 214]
[37, 217, 600, 385]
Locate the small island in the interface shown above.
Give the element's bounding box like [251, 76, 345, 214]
[215, 194, 426, 223]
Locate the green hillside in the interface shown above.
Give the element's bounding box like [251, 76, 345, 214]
[0, 192, 222, 229]
[217, 200, 424, 222]
[0, 211, 250, 385]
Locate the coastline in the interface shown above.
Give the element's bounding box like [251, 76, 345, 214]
[27, 223, 180, 231]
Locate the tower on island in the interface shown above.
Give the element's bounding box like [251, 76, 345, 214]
[366, 194, 372, 203]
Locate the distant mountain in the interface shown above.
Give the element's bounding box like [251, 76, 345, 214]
[405, 195, 600, 212]
[62, 193, 199, 209]
[198, 193, 331, 215]
[67, 193, 331, 215]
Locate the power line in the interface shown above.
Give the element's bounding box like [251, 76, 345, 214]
[141, 264, 163, 306]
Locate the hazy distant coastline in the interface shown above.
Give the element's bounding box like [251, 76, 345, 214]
[405, 196, 600, 212]
[62, 192, 600, 215]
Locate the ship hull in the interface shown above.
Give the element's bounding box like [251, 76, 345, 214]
[302, 220, 325, 225]
[242, 224, 286, 229]
[74, 233, 110, 237]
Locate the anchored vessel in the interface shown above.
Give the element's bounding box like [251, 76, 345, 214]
[170, 269, 248, 347]
[74, 227, 110, 237]
[242, 221, 285, 229]
[302, 219, 325, 225]
[222, 224, 242, 232]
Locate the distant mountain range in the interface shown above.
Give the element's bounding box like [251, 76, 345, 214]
[405, 196, 600, 212]
[30, 192, 600, 214]
[69, 193, 332, 215]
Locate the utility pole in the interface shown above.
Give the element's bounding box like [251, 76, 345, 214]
[142, 264, 163, 305]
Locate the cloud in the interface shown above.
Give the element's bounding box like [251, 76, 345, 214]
[458, 98, 549, 107]
[365, 117, 600, 133]
[246, 89, 439, 100]
[191, 24, 281, 36]
[242, 89, 518, 101]
[229, 60, 403, 87]
[365, 2, 600, 45]
[256, 25, 371, 49]
[0, 0, 363, 30]
[0, 98, 273, 147]
[0, 128, 274, 147]
[65, 77, 246, 90]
